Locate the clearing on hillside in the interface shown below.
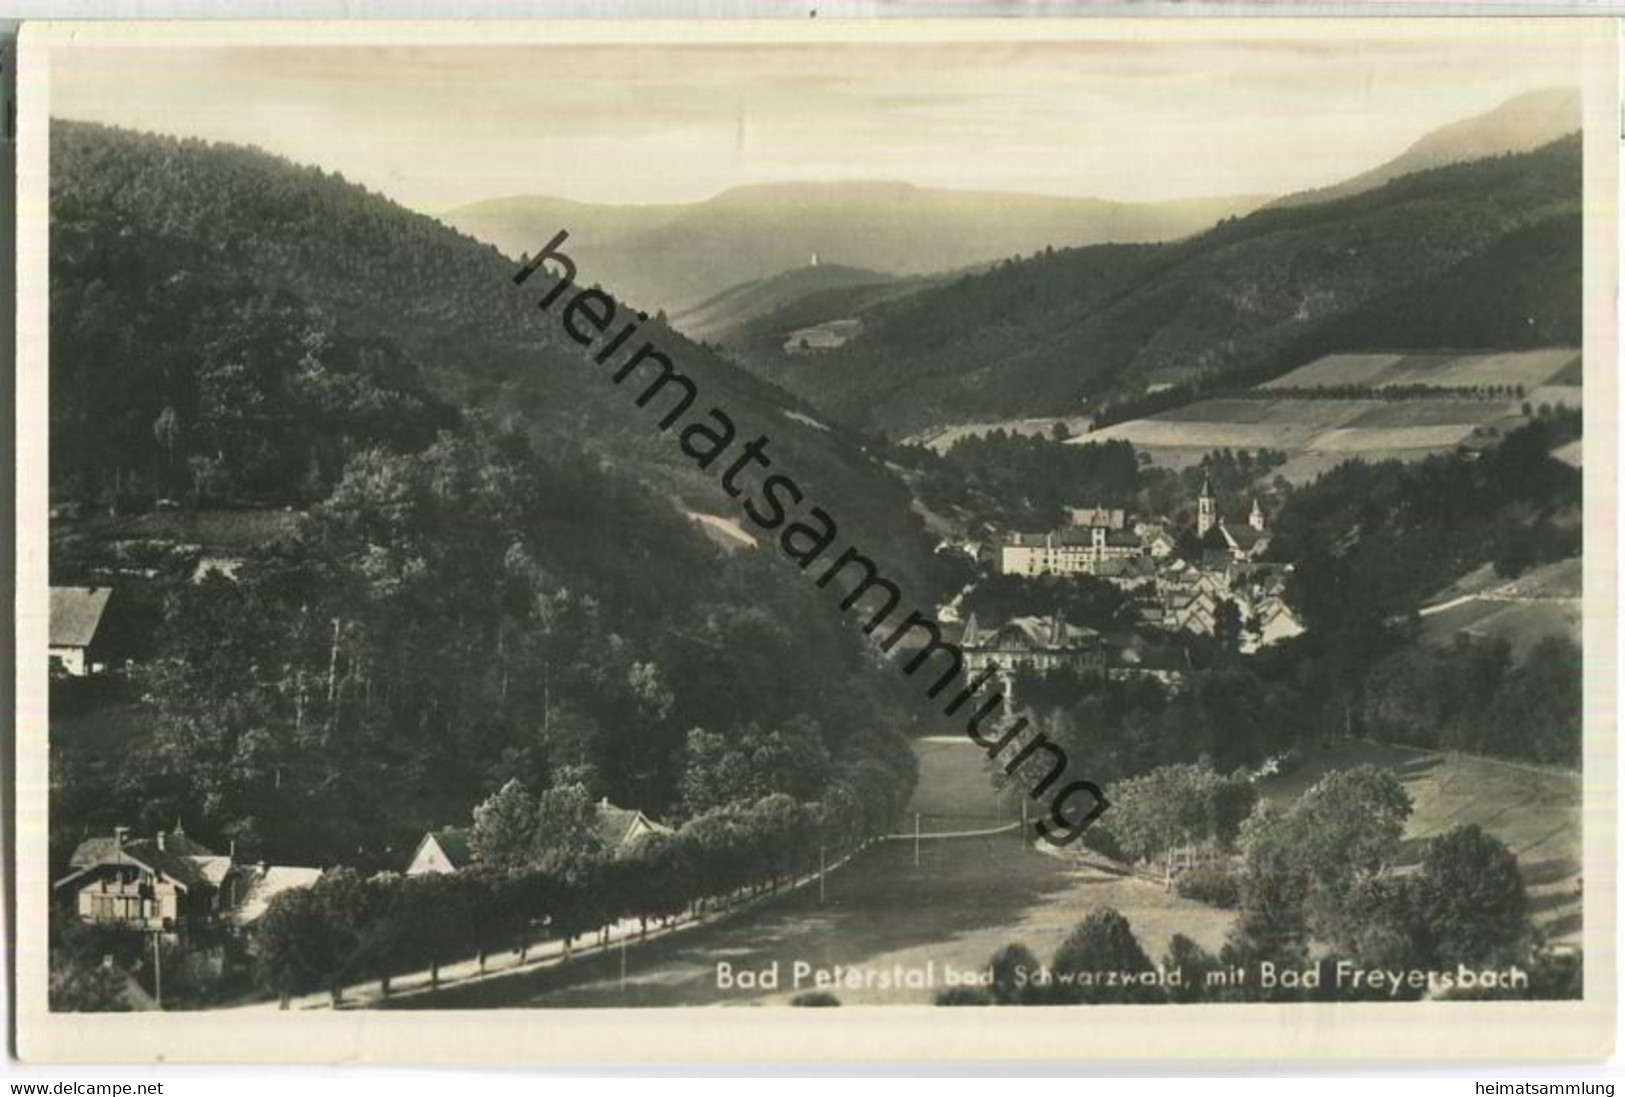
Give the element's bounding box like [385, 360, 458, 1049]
[1419, 557, 1581, 656]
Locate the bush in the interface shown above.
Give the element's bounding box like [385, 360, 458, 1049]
[1176, 863, 1242, 909]
[790, 991, 841, 1007]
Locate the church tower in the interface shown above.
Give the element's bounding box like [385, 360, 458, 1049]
[1197, 473, 1217, 537]
[1249, 498, 1266, 531]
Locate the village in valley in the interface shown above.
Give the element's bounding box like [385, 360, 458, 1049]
[949, 474, 1301, 690]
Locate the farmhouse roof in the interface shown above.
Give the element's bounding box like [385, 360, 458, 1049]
[233, 865, 324, 926]
[1221, 524, 1268, 553]
[422, 827, 473, 869]
[69, 824, 218, 870]
[594, 800, 669, 850]
[50, 586, 112, 649]
[55, 839, 210, 893]
[1067, 506, 1127, 530]
[964, 614, 1100, 653]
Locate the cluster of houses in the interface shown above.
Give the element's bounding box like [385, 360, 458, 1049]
[998, 476, 1271, 579]
[55, 799, 670, 939]
[55, 823, 322, 935]
[943, 477, 1304, 690]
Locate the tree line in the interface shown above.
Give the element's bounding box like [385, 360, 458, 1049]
[1223, 383, 1529, 401]
[253, 789, 873, 1008]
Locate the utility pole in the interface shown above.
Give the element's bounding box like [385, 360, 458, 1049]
[151, 930, 163, 1011]
[818, 846, 826, 906]
[914, 813, 921, 868]
[619, 930, 627, 993]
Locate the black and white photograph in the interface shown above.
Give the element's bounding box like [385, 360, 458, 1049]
[12, 16, 1618, 1064]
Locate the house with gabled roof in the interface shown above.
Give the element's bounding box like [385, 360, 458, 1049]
[55, 825, 247, 933]
[49, 585, 116, 677]
[960, 612, 1108, 679]
[594, 799, 671, 854]
[408, 799, 671, 876]
[405, 827, 473, 876]
[231, 865, 326, 927]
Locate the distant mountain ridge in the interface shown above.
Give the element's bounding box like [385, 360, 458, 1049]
[1271, 88, 1579, 209]
[440, 182, 1271, 312]
[743, 134, 1582, 438]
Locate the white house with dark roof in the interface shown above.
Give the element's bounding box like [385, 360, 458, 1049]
[405, 826, 474, 876]
[408, 800, 670, 875]
[49, 585, 115, 676]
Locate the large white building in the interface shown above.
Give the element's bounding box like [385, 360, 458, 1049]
[999, 504, 1143, 577]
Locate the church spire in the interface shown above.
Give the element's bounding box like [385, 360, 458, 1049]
[1197, 473, 1217, 537]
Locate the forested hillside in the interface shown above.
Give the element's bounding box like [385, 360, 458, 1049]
[48, 122, 929, 867]
[746, 136, 1581, 438]
[49, 121, 935, 589]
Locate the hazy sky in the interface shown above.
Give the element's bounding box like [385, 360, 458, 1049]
[50, 37, 1581, 212]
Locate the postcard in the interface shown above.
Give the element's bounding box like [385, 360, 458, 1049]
[13, 16, 1618, 1063]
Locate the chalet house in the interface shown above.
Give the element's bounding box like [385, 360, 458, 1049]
[959, 613, 1107, 679]
[49, 585, 115, 677]
[54, 825, 246, 933]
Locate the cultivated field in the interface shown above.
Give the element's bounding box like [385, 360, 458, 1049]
[1082, 397, 1519, 482]
[1066, 347, 1581, 483]
[1262, 741, 1581, 947]
[1261, 349, 1580, 391]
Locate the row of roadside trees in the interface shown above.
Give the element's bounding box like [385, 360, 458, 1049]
[253, 791, 864, 1008]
